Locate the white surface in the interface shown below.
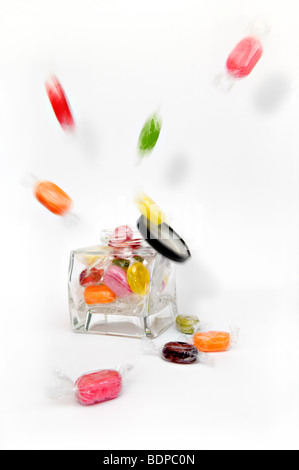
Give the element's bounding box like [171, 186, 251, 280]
[0, 0, 299, 450]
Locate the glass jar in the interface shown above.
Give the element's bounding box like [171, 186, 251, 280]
[68, 228, 178, 338]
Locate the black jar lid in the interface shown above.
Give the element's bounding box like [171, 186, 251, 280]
[136, 215, 191, 263]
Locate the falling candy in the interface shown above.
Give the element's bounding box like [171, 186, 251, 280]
[127, 262, 150, 296]
[193, 331, 231, 352]
[45, 75, 75, 131]
[135, 192, 166, 226]
[214, 18, 269, 91]
[175, 315, 200, 335]
[137, 112, 162, 155]
[34, 180, 73, 216]
[162, 341, 198, 364]
[226, 36, 263, 79]
[83, 284, 117, 304]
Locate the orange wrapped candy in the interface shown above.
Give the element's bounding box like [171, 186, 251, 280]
[34, 180, 73, 216]
[84, 285, 116, 305]
[193, 331, 231, 353]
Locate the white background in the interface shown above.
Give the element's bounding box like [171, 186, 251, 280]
[0, 0, 299, 450]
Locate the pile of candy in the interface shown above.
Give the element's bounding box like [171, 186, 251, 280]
[79, 226, 155, 305]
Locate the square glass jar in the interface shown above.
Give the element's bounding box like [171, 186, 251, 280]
[68, 228, 178, 338]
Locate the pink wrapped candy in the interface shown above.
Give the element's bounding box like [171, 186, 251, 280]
[103, 265, 133, 298]
[75, 370, 122, 406]
[214, 18, 269, 91]
[46, 366, 131, 406]
[226, 36, 263, 78]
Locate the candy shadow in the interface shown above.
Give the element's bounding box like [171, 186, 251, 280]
[253, 72, 291, 113]
[164, 154, 190, 187]
[75, 119, 100, 159]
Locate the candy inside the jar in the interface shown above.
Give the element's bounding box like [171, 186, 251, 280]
[79, 267, 104, 287]
[34, 180, 73, 216]
[109, 225, 134, 246]
[162, 341, 199, 364]
[45, 75, 75, 131]
[112, 258, 130, 270]
[127, 262, 151, 296]
[84, 284, 117, 304]
[103, 265, 133, 298]
[175, 315, 200, 335]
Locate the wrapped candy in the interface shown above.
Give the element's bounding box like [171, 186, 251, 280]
[127, 261, 150, 296]
[137, 111, 162, 158]
[162, 341, 199, 364]
[193, 326, 240, 353]
[46, 365, 132, 406]
[83, 284, 117, 304]
[45, 75, 75, 131]
[134, 192, 166, 226]
[175, 315, 200, 335]
[103, 265, 133, 298]
[141, 338, 211, 365]
[214, 18, 270, 91]
[34, 180, 73, 216]
[79, 267, 104, 287]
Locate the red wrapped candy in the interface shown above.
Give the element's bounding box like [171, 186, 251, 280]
[79, 267, 104, 287]
[45, 75, 75, 131]
[75, 370, 122, 406]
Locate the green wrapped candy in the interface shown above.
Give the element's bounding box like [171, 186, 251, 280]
[175, 315, 200, 335]
[133, 255, 144, 263]
[137, 112, 162, 155]
[112, 258, 130, 271]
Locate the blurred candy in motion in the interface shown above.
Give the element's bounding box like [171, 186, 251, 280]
[214, 18, 269, 91]
[226, 36, 263, 79]
[34, 180, 73, 216]
[134, 192, 166, 226]
[45, 75, 75, 131]
[137, 112, 162, 156]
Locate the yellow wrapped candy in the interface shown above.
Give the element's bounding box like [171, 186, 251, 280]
[127, 262, 150, 296]
[134, 192, 166, 226]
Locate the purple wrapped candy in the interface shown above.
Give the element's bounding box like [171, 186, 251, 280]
[162, 341, 198, 364]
